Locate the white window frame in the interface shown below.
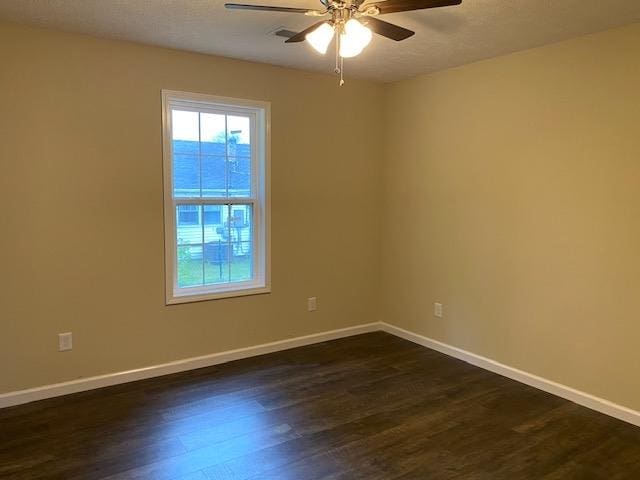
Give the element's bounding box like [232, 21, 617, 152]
[162, 90, 270, 304]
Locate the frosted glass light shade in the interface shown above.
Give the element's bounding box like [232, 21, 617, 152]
[306, 22, 335, 55]
[339, 19, 372, 58]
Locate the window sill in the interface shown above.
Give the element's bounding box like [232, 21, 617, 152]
[166, 284, 271, 305]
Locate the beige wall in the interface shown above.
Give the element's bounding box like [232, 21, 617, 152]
[381, 23, 640, 410]
[0, 22, 383, 393]
[2, 18, 639, 414]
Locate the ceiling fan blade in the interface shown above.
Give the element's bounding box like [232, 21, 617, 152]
[285, 21, 329, 43]
[225, 3, 317, 14]
[361, 17, 414, 41]
[362, 0, 461, 15]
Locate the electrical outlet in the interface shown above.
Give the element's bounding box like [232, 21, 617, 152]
[434, 303, 443, 318]
[307, 297, 317, 312]
[58, 332, 73, 352]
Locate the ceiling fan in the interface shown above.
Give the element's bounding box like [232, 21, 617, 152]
[225, 0, 463, 85]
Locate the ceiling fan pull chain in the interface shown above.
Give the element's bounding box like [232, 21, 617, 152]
[334, 22, 345, 86]
[334, 28, 341, 75]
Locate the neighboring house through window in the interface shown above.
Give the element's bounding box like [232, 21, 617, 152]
[177, 205, 199, 226]
[162, 90, 270, 303]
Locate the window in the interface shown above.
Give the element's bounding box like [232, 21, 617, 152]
[162, 91, 270, 303]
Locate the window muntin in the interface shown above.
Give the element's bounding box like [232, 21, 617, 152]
[163, 91, 269, 303]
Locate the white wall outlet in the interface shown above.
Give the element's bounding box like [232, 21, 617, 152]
[434, 302, 443, 318]
[307, 297, 317, 312]
[58, 332, 73, 352]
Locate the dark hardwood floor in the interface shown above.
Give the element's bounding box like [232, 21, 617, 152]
[1, 332, 640, 479]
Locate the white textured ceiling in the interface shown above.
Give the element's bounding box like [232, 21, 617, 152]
[1, 0, 639, 82]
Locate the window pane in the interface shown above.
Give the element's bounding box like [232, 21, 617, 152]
[172, 110, 199, 142]
[177, 204, 199, 226]
[176, 198, 205, 288]
[200, 113, 226, 155]
[228, 157, 251, 198]
[231, 242, 253, 282]
[173, 154, 200, 198]
[202, 156, 226, 197]
[203, 205, 222, 226]
[172, 112, 200, 196]
[230, 204, 252, 239]
[203, 240, 230, 285]
[176, 205, 202, 245]
[227, 115, 251, 154]
[177, 245, 204, 287]
[199, 113, 226, 198]
[204, 205, 227, 242]
[230, 205, 252, 283]
[227, 116, 251, 198]
[204, 208, 230, 284]
[204, 205, 230, 284]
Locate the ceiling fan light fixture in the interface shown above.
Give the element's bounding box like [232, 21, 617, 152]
[339, 18, 372, 58]
[226, 0, 465, 84]
[305, 22, 335, 54]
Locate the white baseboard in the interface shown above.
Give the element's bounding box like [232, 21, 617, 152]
[0, 322, 379, 409]
[3, 321, 639, 429]
[380, 322, 640, 428]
